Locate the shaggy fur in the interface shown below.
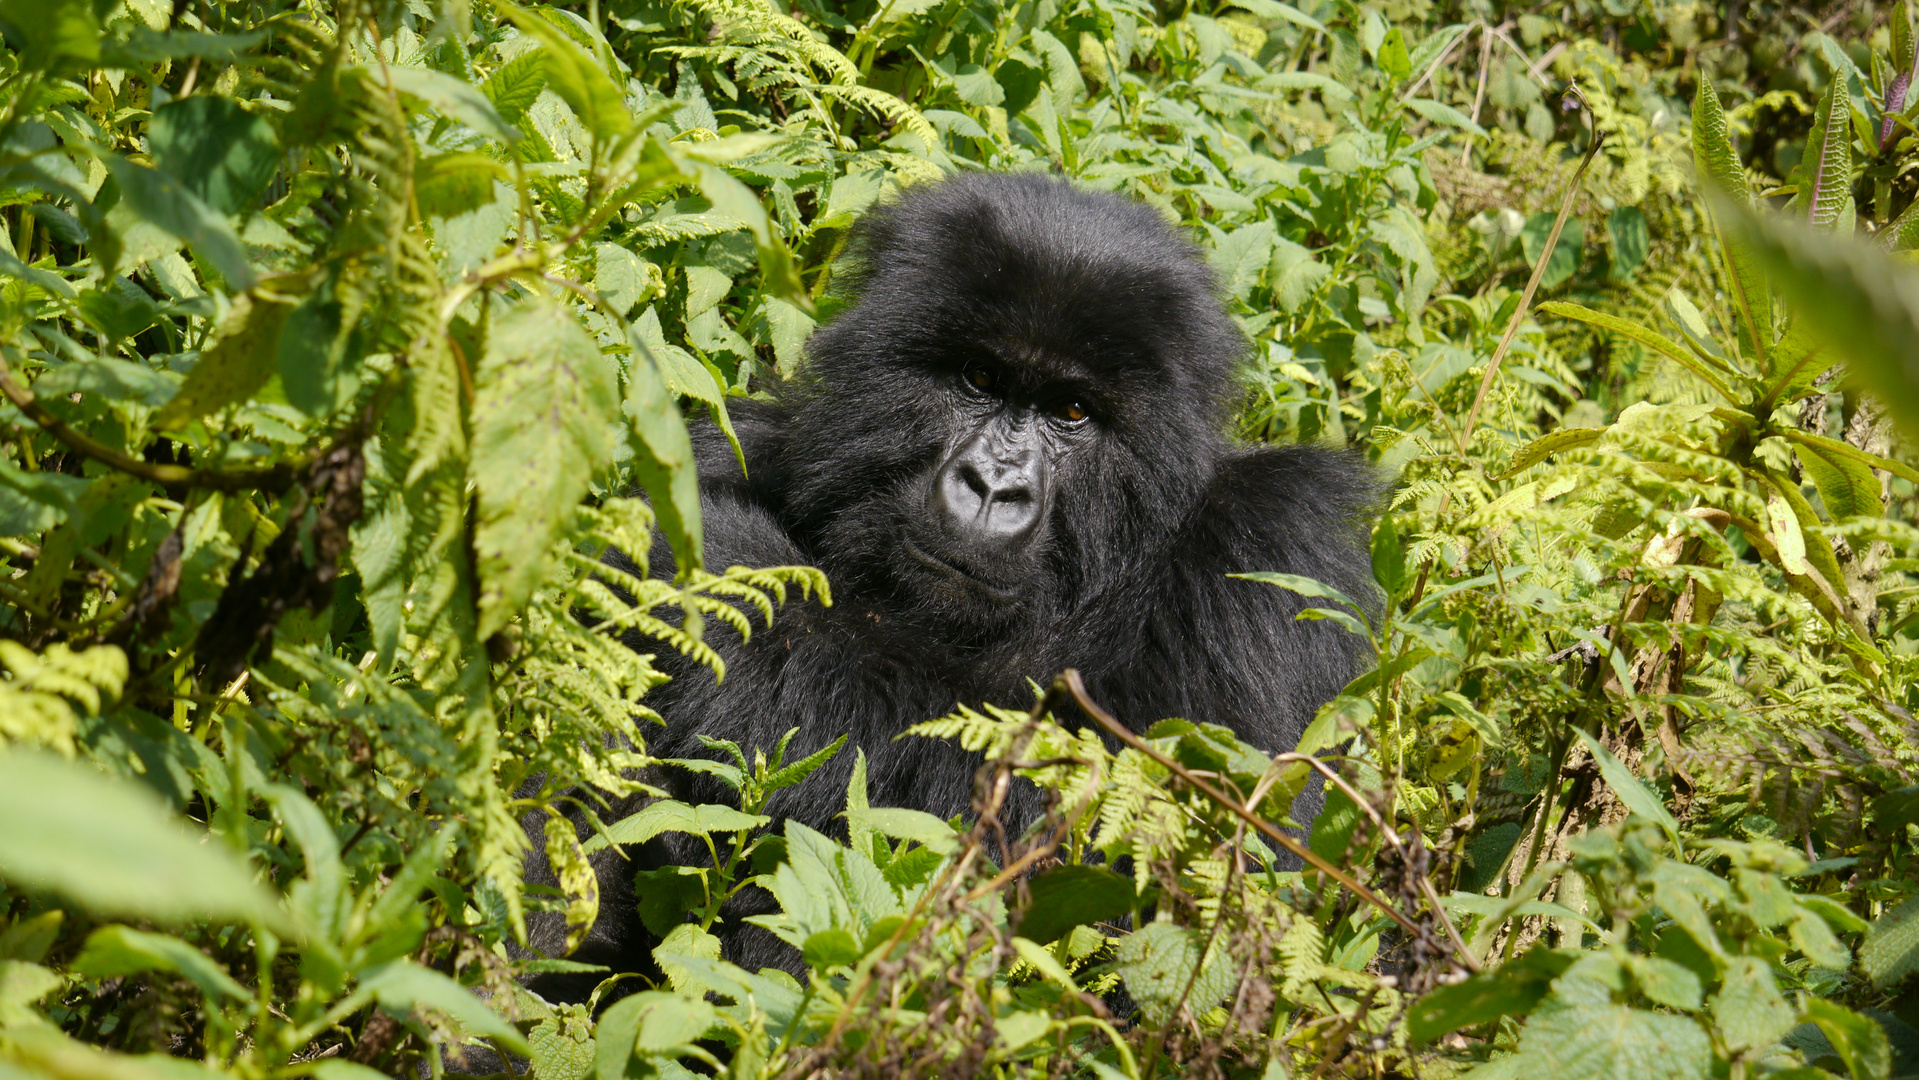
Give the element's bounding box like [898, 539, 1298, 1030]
[525, 172, 1377, 996]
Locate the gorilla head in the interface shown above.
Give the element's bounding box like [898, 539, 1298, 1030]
[777, 174, 1251, 631]
[530, 171, 1378, 990]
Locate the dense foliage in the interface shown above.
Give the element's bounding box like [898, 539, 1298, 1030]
[1, 0, 1918, 1077]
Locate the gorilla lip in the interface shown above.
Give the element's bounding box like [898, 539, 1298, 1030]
[901, 537, 1022, 602]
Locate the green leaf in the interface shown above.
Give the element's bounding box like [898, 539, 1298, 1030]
[1718, 197, 1919, 440]
[1520, 213, 1583, 290]
[1806, 79, 1856, 231]
[0, 0, 101, 66]
[1227, 0, 1325, 33]
[359, 960, 531, 1057]
[1708, 956, 1795, 1052]
[102, 157, 253, 288]
[1500, 975, 1714, 1080]
[1760, 321, 1830, 408]
[583, 800, 769, 854]
[1403, 97, 1485, 136]
[1370, 514, 1406, 596]
[1804, 998, 1894, 1080]
[1011, 936, 1078, 988]
[1863, 897, 1919, 988]
[1230, 571, 1366, 617]
[481, 49, 548, 124]
[0, 750, 287, 931]
[1536, 302, 1736, 401]
[1116, 922, 1234, 1026]
[1794, 433, 1886, 518]
[470, 294, 620, 638]
[764, 732, 847, 792]
[1495, 426, 1605, 480]
[148, 96, 281, 216]
[72, 926, 248, 1002]
[801, 928, 862, 969]
[1608, 206, 1650, 280]
[1015, 865, 1136, 945]
[845, 806, 959, 856]
[386, 65, 521, 143]
[151, 292, 290, 430]
[594, 990, 717, 1077]
[1692, 79, 1771, 365]
[507, 11, 630, 143]
[278, 280, 357, 418]
[1408, 947, 1573, 1043]
[1572, 729, 1680, 853]
[1376, 27, 1411, 81]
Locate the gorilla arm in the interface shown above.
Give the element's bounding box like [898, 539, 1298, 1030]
[1079, 442, 1378, 813]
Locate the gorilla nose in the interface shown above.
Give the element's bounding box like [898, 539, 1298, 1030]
[935, 443, 1044, 549]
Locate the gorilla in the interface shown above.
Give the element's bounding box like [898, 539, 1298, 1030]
[527, 171, 1377, 993]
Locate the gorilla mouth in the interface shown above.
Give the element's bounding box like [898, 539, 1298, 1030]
[901, 537, 1022, 603]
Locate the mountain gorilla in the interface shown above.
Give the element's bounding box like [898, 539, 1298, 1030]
[527, 171, 1376, 993]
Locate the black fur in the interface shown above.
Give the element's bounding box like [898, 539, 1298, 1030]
[525, 172, 1377, 996]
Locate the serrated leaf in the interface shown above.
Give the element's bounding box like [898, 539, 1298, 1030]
[470, 294, 619, 638]
[387, 65, 521, 143]
[583, 799, 768, 854]
[482, 49, 548, 123]
[1117, 922, 1234, 1026]
[1496, 426, 1605, 480]
[1693, 79, 1771, 365]
[1408, 947, 1572, 1044]
[1804, 998, 1894, 1080]
[1573, 729, 1680, 852]
[1719, 197, 1919, 440]
[72, 925, 248, 1002]
[104, 156, 254, 288]
[148, 96, 280, 216]
[763, 733, 846, 792]
[151, 292, 289, 430]
[1537, 301, 1734, 400]
[845, 806, 959, 856]
[801, 928, 861, 969]
[360, 960, 531, 1056]
[1795, 435, 1885, 518]
[1708, 955, 1795, 1051]
[0, 750, 287, 931]
[1863, 897, 1919, 988]
[1016, 865, 1135, 945]
[1502, 976, 1714, 1080]
[1807, 79, 1855, 231]
[508, 10, 629, 142]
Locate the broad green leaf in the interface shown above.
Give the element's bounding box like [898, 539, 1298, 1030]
[1227, 0, 1325, 33]
[1607, 206, 1650, 280]
[102, 157, 254, 288]
[594, 990, 716, 1077]
[1520, 213, 1583, 290]
[151, 291, 289, 430]
[0, 0, 101, 66]
[1376, 27, 1411, 82]
[1794, 434, 1886, 518]
[1116, 922, 1233, 1026]
[1720, 196, 1919, 439]
[0, 750, 287, 931]
[1500, 975, 1714, 1080]
[845, 806, 959, 856]
[1011, 937, 1078, 988]
[583, 800, 768, 854]
[470, 294, 620, 638]
[72, 925, 248, 1002]
[1536, 302, 1735, 400]
[1863, 897, 1919, 988]
[480, 49, 548, 124]
[1803, 998, 1894, 1080]
[148, 96, 280, 217]
[1708, 956, 1795, 1051]
[508, 9, 630, 143]
[359, 960, 531, 1056]
[1370, 513, 1405, 596]
[278, 279, 356, 418]
[801, 928, 861, 969]
[1407, 947, 1574, 1044]
[1693, 79, 1771, 365]
[1015, 865, 1136, 945]
[1759, 321, 1830, 408]
[1572, 729, 1680, 853]
[1403, 97, 1485, 136]
[259, 783, 346, 939]
[386, 65, 521, 143]
[1495, 426, 1604, 480]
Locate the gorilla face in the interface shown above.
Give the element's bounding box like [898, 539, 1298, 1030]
[771, 173, 1251, 632]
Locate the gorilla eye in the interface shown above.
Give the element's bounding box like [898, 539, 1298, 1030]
[1053, 401, 1090, 424]
[963, 367, 996, 393]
